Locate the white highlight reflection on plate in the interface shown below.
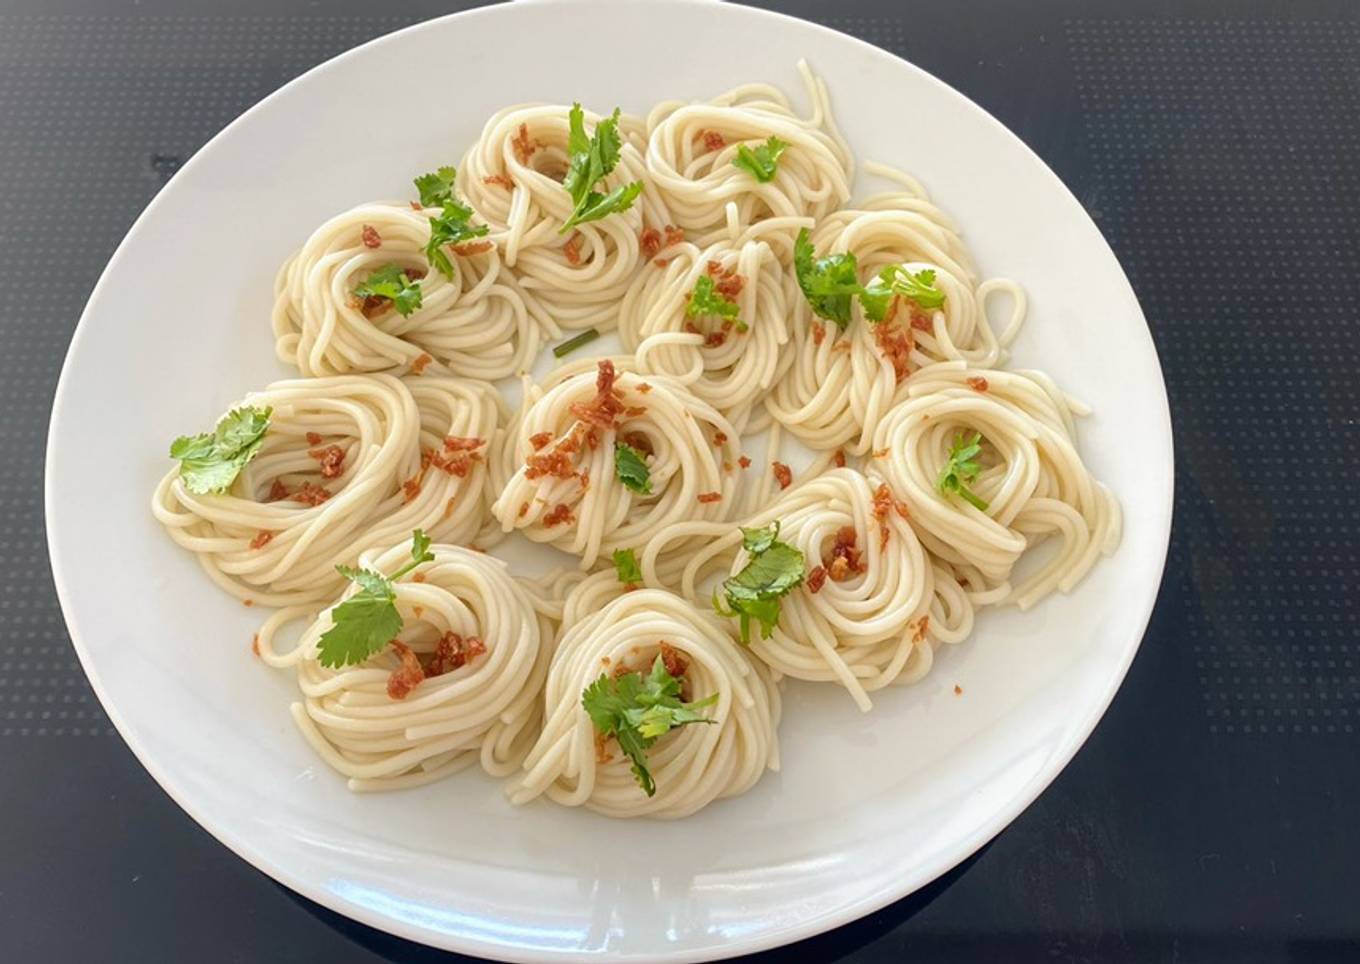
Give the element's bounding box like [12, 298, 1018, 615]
[45, 1, 1172, 960]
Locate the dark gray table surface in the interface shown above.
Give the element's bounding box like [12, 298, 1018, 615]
[3, 1, 1358, 961]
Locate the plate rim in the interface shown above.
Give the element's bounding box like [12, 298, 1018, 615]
[43, 2, 1175, 960]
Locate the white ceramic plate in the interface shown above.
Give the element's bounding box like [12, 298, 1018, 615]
[45, 1, 1173, 960]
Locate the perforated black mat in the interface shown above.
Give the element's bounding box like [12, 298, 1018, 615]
[3, 1, 1358, 961]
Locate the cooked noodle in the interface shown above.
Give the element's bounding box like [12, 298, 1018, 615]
[509, 586, 780, 818]
[645, 61, 852, 247]
[767, 171, 1025, 454]
[620, 236, 793, 433]
[490, 358, 740, 569]
[872, 362, 1122, 608]
[273, 202, 553, 379]
[276, 540, 551, 791]
[459, 105, 662, 332]
[641, 467, 941, 711]
[153, 374, 502, 606]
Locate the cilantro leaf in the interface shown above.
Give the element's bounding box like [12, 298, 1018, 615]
[425, 199, 489, 279]
[862, 265, 947, 322]
[316, 574, 399, 669]
[614, 442, 652, 495]
[714, 521, 805, 643]
[612, 548, 643, 585]
[334, 564, 391, 597]
[567, 181, 643, 230]
[629, 695, 718, 740]
[560, 104, 643, 232]
[561, 103, 598, 207]
[858, 275, 894, 323]
[686, 274, 741, 330]
[316, 530, 435, 669]
[352, 263, 423, 317]
[170, 405, 272, 495]
[413, 166, 458, 208]
[731, 136, 788, 183]
[739, 522, 780, 555]
[581, 654, 717, 796]
[793, 228, 864, 330]
[936, 431, 989, 511]
[892, 266, 946, 310]
[409, 528, 433, 563]
[724, 544, 806, 603]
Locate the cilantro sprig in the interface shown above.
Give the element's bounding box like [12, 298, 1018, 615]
[614, 442, 652, 495]
[582, 654, 717, 796]
[793, 228, 863, 330]
[316, 530, 435, 669]
[612, 548, 643, 585]
[413, 166, 458, 208]
[861, 265, 947, 322]
[170, 405, 272, 495]
[731, 136, 788, 183]
[936, 432, 989, 511]
[560, 103, 643, 232]
[425, 199, 490, 279]
[687, 275, 742, 331]
[352, 264, 423, 317]
[714, 522, 806, 644]
[793, 228, 948, 329]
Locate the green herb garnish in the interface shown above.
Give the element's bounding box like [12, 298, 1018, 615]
[425, 199, 489, 279]
[352, 263, 423, 317]
[861, 265, 946, 322]
[936, 432, 989, 511]
[315, 530, 435, 669]
[614, 442, 652, 495]
[714, 522, 806, 643]
[560, 103, 643, 232]
[792, 228, 863, 330]
[612, 548, 643, 585]
[582, 654, 717, 796]
[552, 328, 601, 358]
[169, 405, 272, 495]
[731, 135, 788, 183]
[686, 274, 741, 331]
[413, 166, 458, 208]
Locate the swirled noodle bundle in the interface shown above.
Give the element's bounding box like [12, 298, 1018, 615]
[647, 467, 938, 712]
[277, 541, 550, 792]
[645, 61, 852, 247]
[272, 202, 552, 379]
[767, 170, 1025, 454]
[459, 105, 664, 332]
[620, 236, 792, 433]
[509, 587, 780, 818]
[152, 374, 501, 607]
[490, 358, 740, 569]
[872, 362, 1122, 609]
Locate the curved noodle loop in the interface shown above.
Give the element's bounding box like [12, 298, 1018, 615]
[152, 374, 501, 607]
[510, 587, 780, 818]
[491, 359, 740, 569]
[872, 362, 1122, 608]
[768, 174, 1024, 454]
[460, 105, 663, 331]
[649, 467, 938, 712]
[273, 202, 549, 379]
[282, 540, 550, 792]
[621, 237, 792, 432]
[645, 62, 852, 247]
